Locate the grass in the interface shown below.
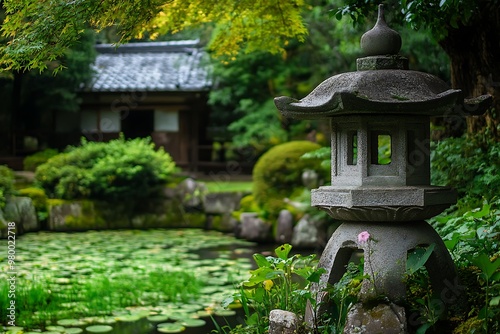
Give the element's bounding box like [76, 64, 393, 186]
[0, 270, 203, 329]
[204, 181, 253, 193]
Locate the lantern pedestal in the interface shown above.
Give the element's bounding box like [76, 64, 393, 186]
[305, 220, 459, 330]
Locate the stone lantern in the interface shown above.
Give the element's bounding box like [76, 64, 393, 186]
[274, 5, 491, 333]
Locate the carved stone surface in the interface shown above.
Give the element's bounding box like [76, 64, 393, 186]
[312, 186, 456, 221]
[319, 204, 451, 222]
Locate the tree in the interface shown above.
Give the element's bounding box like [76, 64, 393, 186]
[334, 0, 500, 139]
[0, 0, 307, 72]
[0, 29, 96, 154]
[208, 0, 449, 153]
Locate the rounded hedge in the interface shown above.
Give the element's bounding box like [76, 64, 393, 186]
[252, 140, 325, 218]
[35, 136, 177, 201]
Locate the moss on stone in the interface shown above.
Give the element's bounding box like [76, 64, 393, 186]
[452, 316, 483, 334]
[47, 197, 209, 231]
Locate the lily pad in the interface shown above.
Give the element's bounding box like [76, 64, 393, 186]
[146, 314, 169, 322]
[85, 325, 113, 333]
[157, 323, 186, 333]
[195, 310, 214, 318]
[45, 325, 66, 332]
[114, 314, 141, 322]
[95, 317, 117, 325]
[64, 328, 83, 334]
[180, 318, 206, 327]
[168, 313, 191, 321]
[215, 309, 236, 317]
[57, 319, 86, 326]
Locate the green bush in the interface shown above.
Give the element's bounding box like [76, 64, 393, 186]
[35, 136, 178, 201]
[431, 134, 500, 209]
[252, 140, 326, 218]
[23, 148, 59, 172]
[0, 165, 15, 209]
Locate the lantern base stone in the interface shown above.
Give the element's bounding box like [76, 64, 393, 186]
[305, 221, 460, 332]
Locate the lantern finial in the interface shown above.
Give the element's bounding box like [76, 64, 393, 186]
[360, 4, 402, 56]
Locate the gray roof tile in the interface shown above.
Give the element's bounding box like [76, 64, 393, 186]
[84, 40, 212, 92]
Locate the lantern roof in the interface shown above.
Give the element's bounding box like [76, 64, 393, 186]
[274, 5, 491, 119]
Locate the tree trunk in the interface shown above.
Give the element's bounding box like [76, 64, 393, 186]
[439, 3, 500, 140]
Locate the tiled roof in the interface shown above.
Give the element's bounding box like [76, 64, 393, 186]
[83, 40, 212, 92]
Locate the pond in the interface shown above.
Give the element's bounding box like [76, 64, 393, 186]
[0, 229, 261, 334]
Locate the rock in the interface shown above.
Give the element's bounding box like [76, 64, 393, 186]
[302, 169, 319, 189]
[48, 200, 107, 231]
[269, 309, 298, 334]
[176, 178, 207, 208]
[207, 213, 238, 232]
[0, 210, 9, 238]
[204, 192, 244, 214]
[344, 303, 407, 334]
[2, 196, 39, 234]
[291, 214, 325, 249]
[239, 212, 271, 242]
[275, 210, 293, 244]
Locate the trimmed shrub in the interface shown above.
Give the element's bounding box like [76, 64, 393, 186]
[252, 141, 326, 218]
[0, 165, 15, 209]
[35, 136, 178, 201]
[23, 149, 59, 172]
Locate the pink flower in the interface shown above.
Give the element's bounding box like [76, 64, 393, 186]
[358, 231, 370, 244]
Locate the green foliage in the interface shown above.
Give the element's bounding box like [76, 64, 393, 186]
[430, 199, 500, 333]
[431, 135, 500, 209]
[23, 149, 59, 172]
[18, 187, 48, 222]
[20, 30, 97, 113]
[1, 0, 307, 72]
[35, 136, 177, 201]
[333, 0, 482, 41]
[404, 245, 443, 334]
[313, 262, 362, 334]
[0, 165, 15, 209]
[207, 50, 292, 151]
[222, 244, 326, 333]
[219, 244, 361, 334]
[208, 2, 448, 150]
[228, 100, 288, 153]
[252, 141, 325, 218]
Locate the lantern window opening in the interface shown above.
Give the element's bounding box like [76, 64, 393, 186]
[347, 131, 358, 166]
[370, 132, 392, 165]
